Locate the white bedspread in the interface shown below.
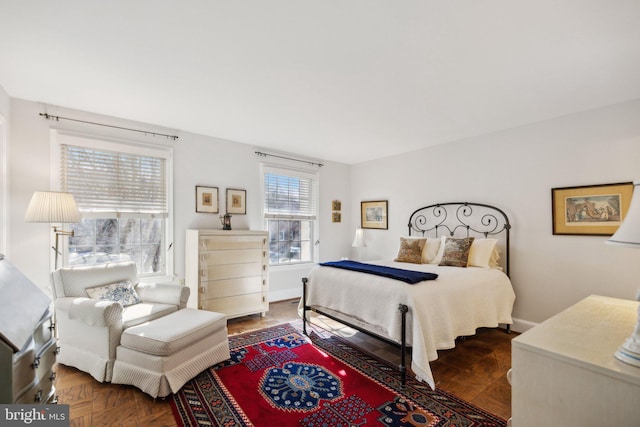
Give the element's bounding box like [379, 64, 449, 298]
[299, 260, 516, 389]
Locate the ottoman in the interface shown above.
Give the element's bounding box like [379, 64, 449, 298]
[111, 308, 230, 398]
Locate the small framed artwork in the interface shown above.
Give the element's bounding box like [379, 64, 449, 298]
[552, 182, 633, 235]
[226, 188, 247, 215]
[361, 200, 388, 230]
[332, 212, 341, 223]
[332, 200, 342, 211]
[195, 186, 219, 213]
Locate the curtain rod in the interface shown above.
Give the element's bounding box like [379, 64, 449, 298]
[255, 151, 324, 167]
[39, 113, 179, 141]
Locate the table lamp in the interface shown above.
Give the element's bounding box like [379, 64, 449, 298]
[606, 181, 640, 367]
[352, 228, 366, 261]
[24, 191, 81, 269]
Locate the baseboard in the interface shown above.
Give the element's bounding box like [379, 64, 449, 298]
[510, 317, 538, 334]
[269, 288, 302, 303]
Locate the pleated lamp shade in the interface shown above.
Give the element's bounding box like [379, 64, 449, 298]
[607, 182, 640, 248]
[24, 191, 81, 223]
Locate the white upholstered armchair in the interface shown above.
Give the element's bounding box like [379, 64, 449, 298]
[51, 261, 190, 382]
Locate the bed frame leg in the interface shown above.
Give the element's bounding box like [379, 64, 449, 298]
[302, 277, 308, 336]
[399, 304, 408, 387]
[506, 324, 511, 334]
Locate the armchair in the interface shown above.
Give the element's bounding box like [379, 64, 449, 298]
[51, 261, 189, 383]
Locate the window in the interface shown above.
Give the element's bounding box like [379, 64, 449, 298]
[262, 165, 317, 265]
[55, 132, 172, 277]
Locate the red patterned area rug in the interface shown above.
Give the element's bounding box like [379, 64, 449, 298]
[170, 322, 506, 426]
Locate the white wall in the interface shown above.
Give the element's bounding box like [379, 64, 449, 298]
[350, 99, 640, 329]
[7, 98, 352, 301]
[0, 84, 9, 256]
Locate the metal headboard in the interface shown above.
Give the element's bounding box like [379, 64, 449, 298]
[407, 202, 511, 277]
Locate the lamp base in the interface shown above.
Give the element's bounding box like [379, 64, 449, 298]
[615, 343, 640, 367]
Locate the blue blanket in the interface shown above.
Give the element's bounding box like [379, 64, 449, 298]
[319, 260, 438, 284]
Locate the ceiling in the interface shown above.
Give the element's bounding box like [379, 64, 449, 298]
[1, 1, 639, 165]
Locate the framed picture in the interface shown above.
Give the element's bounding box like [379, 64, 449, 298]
[195, 186, 219, 213]
[332, 200, 342, 211]
[332, 212, 341, 223]
[361, 200, 388, 229]
[226, 188, 247, 215]
[552, 182, 633, 235]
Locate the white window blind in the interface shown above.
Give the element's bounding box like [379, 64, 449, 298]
[61, 144, 167, 215]
[263, 167, 317, 220]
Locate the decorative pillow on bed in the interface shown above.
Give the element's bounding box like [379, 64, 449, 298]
[394, 237, 426, 264]
[467, 238, 498, 268]
[401, 236, 442, 263]
[85, 280, 142, 307]
[439, 237, 475, 267]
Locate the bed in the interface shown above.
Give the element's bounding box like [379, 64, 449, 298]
[299, 202, 516, 390]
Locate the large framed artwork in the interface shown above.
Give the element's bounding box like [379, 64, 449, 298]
[361, 200, 388, 230]
[195, 186, 219, 213]
[551, 182, 633, 235]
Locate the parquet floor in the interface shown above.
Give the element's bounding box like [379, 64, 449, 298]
[55, 299, 516, 426]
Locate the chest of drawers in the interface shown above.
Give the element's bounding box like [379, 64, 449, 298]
[185, 229, 269, 318]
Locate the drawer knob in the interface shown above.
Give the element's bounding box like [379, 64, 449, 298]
[55, 346, 61, 355]
[35, 389, 43, 402]
[33, 356, 41, 369]
[50, 371, 57, 382]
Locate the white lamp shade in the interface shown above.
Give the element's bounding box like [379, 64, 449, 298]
[607, 182, 640, 248]
[352, 228, 366, 248]
[606, 182, 640, 368]
[24, 191, 81, 223]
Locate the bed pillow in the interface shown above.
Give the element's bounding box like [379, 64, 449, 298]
[394, 237, 426, 264]
[429, 235, 448, 265]
[86, 280, 142, 307]
[467, 238, 498, 268]
[422, 236, 444, 264]
[439, 237, 475, 267]
[489, 246, 502, 270]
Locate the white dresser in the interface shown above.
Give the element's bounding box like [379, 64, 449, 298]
[511, 295, 640, 426]
[185, 229, 269, 319]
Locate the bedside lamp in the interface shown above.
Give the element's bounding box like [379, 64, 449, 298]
[606, 181, 640, 367]
[25, 191, 81, 269]
[352, 228, 366, 261]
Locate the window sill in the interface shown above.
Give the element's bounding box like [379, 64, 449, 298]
[269, 262, 316, 272]
[139, 275, 176, 284]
